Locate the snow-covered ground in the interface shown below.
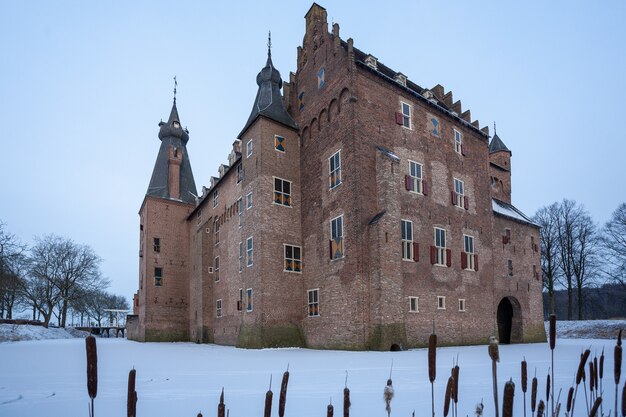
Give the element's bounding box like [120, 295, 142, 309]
[0, 334, 623, 417]
[547, 319, 625, 340]
[0, 323, 89, 342]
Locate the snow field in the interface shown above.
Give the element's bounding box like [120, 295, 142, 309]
[0, 337, 622, 417]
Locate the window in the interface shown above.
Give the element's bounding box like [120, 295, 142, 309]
[406, 161, 423, 194]
[317, 67, 325, 89]
[409, 296, 419, 313]
[453, 178, 464, 208]
[237, 164, 243, 183]
[246, 288, 253, 312]
[434, 228, 447, 266]
[246, 192, 252, 209]
[237, 197, 243, 227]
[330, 215, 344, 259]
[401, 220, 414, 261]
[454, 130, 463, 155]
[216, 299, 222, 318]
[329, 150, 342, 189]
[284, 245, 302, 272]
[214, 220, 220, 245]
[214, 257, 220, 282]
[274, 177, 292, 207]
[437, 296, 446, 310]
[196, 210, 202, 225]
[213, 190, 218, 208]
[246, 237, 253, 267]
[508, 260, 513, 276]
[237, 289, 243, 311]
[239, 242, 243, 272]
[401, 102, 411, 129]
[246, 139, 253, 158]
[154, 267, 162, 287]
[153, 237, 161, 253]
[274, 135, 285, 152]
[463, 235, 476, 271]
[430, 117, 440, 136]
[458, 299, 466, 312]
[308, 289, 319, 317]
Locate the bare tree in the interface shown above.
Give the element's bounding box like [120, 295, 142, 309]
[555, 200, 579, 320]
[0, 221, 27, 319]
[603, 203, 626, 291]
[570, 210, 600, 319]
[534, 203, 561, 315]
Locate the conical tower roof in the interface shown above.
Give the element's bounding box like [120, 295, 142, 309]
[489, 133, 511, 154]
[238, 41, 298, 138]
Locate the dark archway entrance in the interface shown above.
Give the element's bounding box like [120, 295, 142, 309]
[497, 297, 522, 344]
[390, 344, 402, 351]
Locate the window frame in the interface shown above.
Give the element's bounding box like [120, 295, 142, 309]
[246, 139, 253, 158]
[454, 178, 464, 208]
[437, 296, 446, 310]
[307, 288, 320, 317]
[273, 177, 292, 207]
[213, 190, 218, 208]
[246, 192, 253, 210]
[237, 197, 243, 228]
[274, 135, 286, 153]
[214, 219, 220, 245]
[214, 256, 220, 282]
[236, 164, 243, 184]
[330, 215, 344, 260]
[401, 101, 412, 129]
[284, 244, 303, 273]
[154, 267, 163, 287]
[434, 227, 447, 266]
[401, 219, 414, 261]
[153, 237, 161, 253]
[329, 150, 342, 189]
[246, 288, 253, 312]
[246, 237, 253, 267]
[239, 241, 243, 272]
[216, 299, 222, 318]
[408, 160, 423, 194]
[454, 129, 463, 155]
[463, 234, 475, 271]
[431, 117, 440, 136]
[458, 299, 466, 312]
[409, 296, 419, 313]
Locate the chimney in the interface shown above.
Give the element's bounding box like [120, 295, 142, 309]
[168, 145, 182, 200]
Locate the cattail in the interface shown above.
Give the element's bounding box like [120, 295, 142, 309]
[593, 356, 598, 391]
[546, 373, 550, 405]
[218, 388, 225, 417]
[384, 379, 394, 417]
[577, 349, 591, 385]
[127, 368, 137, 417]
[489, 336, 500, 417]
[588, 397, 601, 417]
[444, 376, 454, 417]
[531, 377, 538, 413]
[85, 335, 97, 417]
[197, 413, 202, 417]
[327, 402, 334, 417]
[521, 360, 528, 393]
[549, 314, 556, 350]
[452, 365, 460, 404]
[537, 400, 545, 417]
[428, 334, 437, 383]
[343, 387, 350, 417]
[278, 370, 289, 417]
[566, 387, 574, 412]
[502, 379, 515, 417]
[264, 375, 273, 417]
[589, 361, 595, 392]
[616, 330, 623, 385]
[489, 336, 500, 363]
[599, 349, 605, 379]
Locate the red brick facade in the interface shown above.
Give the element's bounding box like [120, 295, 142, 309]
[127, 3, 545, 349]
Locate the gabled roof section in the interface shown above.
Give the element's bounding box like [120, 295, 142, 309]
[492, 198, 539, 228]
[489, 133, 511, 154]
[238, 47, 298, 139]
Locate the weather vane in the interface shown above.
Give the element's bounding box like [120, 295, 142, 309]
[173, 76, 177, 103]
[268, 31, 272, 54]
[494, 121, 497, 135]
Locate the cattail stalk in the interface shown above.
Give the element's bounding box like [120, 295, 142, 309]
[615, 329, 622, 417]
[343, 386, 350, 417]
[127, 368, 137, 417]
[278, 370, 289, 417]
[588, 397, 601, 417]
[537, 400, 545, 417]
[502, 379, 515, 417]
[549, 314, 556, 417]
[489, 337, 500, 417]
[218, 388, 225, 417]
[86, 335, 97, 417]
[531, 376, 538, 417]
[521, 359, 528, 417]
[599, 349, 604, 417]
[327, 401, 334, 417]
[546, 372, 550, 410]
[429, 333, 437, 417]
[621, 380, 625, 417]
[566, 387, 574, 414]
[444, 376, 454, 417]
[572, 349, 591, 417]
[589, 361, 595, 401]
[264, 375, 273, 417]
[452, 365, 460, 417]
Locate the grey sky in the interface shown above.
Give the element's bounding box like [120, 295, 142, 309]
[2, 1, 625, 300]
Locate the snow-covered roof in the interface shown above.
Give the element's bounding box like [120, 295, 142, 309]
[492, 198, 539, 227]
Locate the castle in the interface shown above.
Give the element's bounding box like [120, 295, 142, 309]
[127, 3, 546, 350]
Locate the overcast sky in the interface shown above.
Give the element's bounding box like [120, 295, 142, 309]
[2, 1, 625, 301]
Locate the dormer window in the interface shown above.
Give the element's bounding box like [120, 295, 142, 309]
[365, 55, 378, 70]
[394, 73, 407, 87]
[173, 121, 180, 128]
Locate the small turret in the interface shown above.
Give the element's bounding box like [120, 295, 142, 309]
[488, 125, 512, 203]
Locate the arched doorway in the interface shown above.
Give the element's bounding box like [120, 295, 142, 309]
[389, 343, 402, 351]
[497, 297, 522, 344]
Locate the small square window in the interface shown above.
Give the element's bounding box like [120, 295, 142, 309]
[437, 296, 446, 310]
[284, 244, 302, 273]
[274, 135, 285, 152]
[246, 139, 253, 158]
[458, 299, 466, 312]
[409, 296, 419, 312]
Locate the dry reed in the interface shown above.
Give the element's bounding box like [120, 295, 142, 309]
[327, 401, 334, 417]
[546, 373, 550, 408]
[384, 379, 394, 417]
[443, 376, 453, 417]
[621, 380, 625, 417]
[566, 387, 574, 413]
[264, 388, 273, 417]
[278, 370, 289, 417]
[549, 314, 556, 417]
[588, 397, 601, 417]
[531, 376, 538, 416]
[489, 336, 500, 417]
[127, 368, 137, 417]
[429, 333, 437, 417]
[537, 400, 545, 417]
[452, 364, 460, 417]
[502, 379, 514, 417]
[343, 386, 350, 417]
[218, 388, 225, 417]
[616, 329, 623, 417]
[85, 335, 97, 417]
[521, 359, 528, 417]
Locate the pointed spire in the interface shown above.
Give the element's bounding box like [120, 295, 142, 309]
[238, 33, 298, 139]
[173, 75, 177, 103]
[489, 122, 511, 154]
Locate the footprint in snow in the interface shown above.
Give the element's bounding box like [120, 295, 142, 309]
[1, 394, 23, 405]
[46, 393, 56, 398]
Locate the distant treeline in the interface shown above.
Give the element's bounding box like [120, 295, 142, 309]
[543, 283, 626, 320]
